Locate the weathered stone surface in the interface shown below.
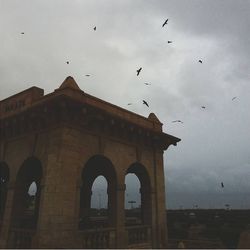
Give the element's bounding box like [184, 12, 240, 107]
[0, 76, 180, 248]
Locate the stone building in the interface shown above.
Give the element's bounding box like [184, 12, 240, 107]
[0, 76, 180, 248]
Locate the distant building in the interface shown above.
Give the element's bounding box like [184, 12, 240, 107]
[0, 76, 180, 248]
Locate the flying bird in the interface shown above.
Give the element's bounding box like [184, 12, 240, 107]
[232, 96, 237, 101]
[127, 103, 132, 105]
[21, 32, 24, 35]
[167, 40, 173, 44]
[143, 100, 149, 107]
[221, 182, 224, 188]
[66, 61, 69, 64]
[172, 120, 183, 124]
[136, 67, 142, 76]
[85, 74, 90, 77]
[93, 26, 96, 31]
[162, 19, 169, 27]
[201, 106, 206, 109]
[144, 83, 151, 85]
[198, 60, 203, 64]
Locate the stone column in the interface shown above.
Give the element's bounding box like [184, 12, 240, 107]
[79, 185, 92, 228]
[149, 188, 157, 248]
[141, 185, 157, 248]
[115, 183, 127, 248]
[0, 181, 8, 225]
[35, 153, 64, 248]
[36, 127, 83, 248]
[140, 186, 151, 225]
[153, 149, 168, 248]
[0, 182, 15, 248]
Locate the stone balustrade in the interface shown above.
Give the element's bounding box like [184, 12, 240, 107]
[79, 227, 116, 249]
[126, 225, 151, 247]
[7, 228, 35, 248]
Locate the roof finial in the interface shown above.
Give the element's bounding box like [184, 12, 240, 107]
[148, 112, 162, 124]
[59, 76, 81, 90]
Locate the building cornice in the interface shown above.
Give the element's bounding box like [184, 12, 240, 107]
[0, 77, 181, 149]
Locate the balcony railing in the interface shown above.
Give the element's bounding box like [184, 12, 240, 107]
[7, 228, 35, 248]
[7, 224, 151, 248]
[126, 225, 151, 247]
[168, 238, 225, 249]
[79, 227, 116, 248]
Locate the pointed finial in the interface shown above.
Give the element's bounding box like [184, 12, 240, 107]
[148, 113, 162, 124]
[59, 76, 81, 90]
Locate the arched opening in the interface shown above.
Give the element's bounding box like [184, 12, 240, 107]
[10, 157, 42, 230]
[79, 155, 117, 230]
[26, 181, 38, 217]
[89, 175, 108, 226]
[125, 173, 142, 225]
[125, 163, 152, 225]
[91, 176, 108, 212]
[0, 162, 9, 228]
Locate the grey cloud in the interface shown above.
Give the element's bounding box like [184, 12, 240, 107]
[1, 0, 250, 209]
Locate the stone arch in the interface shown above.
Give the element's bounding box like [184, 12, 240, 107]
[79, 155, 117, 229]
[10, 157, 43, 230]
[0, 162, 10, 227]
[125, 162, 152, 225]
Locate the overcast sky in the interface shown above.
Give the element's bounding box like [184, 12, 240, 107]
[1, 0, 250, 209]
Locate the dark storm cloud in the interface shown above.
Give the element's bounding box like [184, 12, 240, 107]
[1, 0, 250, 208]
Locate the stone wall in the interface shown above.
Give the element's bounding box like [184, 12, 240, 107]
[0, 125, 169, 248]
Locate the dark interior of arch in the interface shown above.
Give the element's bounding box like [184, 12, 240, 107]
[10, 157, 43, 229]
[126, 163, 151, 191]
[0, 162, 10, 221]
[79, 155, 117, 229]
[0, 162, 9, 182]
[81, 155, 116, 185]
[16, 157, 42, 183]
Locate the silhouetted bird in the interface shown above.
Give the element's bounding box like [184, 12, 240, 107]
[167, 41, 173, 43]
[66, 61, 69, 64]
[198, 60, 203, 63]
[137, 67, 142, 76]
[162, 19, 169, 27]
[232, 96, 237, 101]
[93, 26, 96, 31]
[143, 100, 149, 107]
[221, 182, 224, 188]
[201, 106, 206, 109]
[144, 83, 151, 85]
[127, 103, 132, 105]
[172, 120, 183, 123]
[21, 32, 24, 35]
[85, 74, 90, 77]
